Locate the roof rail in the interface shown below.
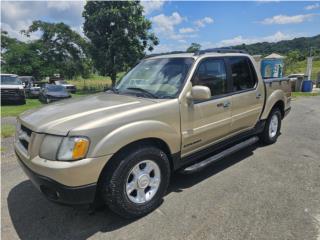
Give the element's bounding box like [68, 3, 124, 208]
[194, 48, 247, 56]
[144, 51, 186, 59]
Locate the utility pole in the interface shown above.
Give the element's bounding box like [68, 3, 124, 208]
[306, 47, 313, 81]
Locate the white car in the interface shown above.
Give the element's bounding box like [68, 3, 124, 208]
[1, 74, 26, 104]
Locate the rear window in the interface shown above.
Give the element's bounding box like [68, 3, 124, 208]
[229, 57, 256, 91]
[46, 85, 66, 92]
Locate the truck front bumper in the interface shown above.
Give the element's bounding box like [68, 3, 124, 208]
[14, 141, 112, 205]
[16, 152, 96, 205]
[1, 95, 25, 103]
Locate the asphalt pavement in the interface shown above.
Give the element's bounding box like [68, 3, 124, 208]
[1, 96, 320, 240]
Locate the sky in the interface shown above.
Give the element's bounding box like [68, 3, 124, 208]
[1, 1, 320, 53]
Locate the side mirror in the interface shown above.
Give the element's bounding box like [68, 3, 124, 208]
[188, 85, 211, 101]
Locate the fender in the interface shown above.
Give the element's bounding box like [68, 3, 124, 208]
[261, 89, 285, 120]
[91, 120, 180, 157]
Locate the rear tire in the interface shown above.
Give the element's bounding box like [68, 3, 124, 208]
[260, 108, 282, 144]
[99, 146, 171, 219]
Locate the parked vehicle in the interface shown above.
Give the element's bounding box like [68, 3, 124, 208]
[15, 49, 291, 218]
[1, 74, 26, 104]
[287, 73, 305, 92]
[18, 76, 36, 87]
[39, 84, 71, 103]
[19, 76, 41, 98]
[49, 77, 77, 93]
[25, 84, 41, 98]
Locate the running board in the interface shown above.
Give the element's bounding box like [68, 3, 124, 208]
[181, 136, 259, 174]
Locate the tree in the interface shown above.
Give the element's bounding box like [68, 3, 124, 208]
[2, 21, 91, 79]
[285, 50, 302, 73]
[1, 31, 44, 78]
[1, 30, 19, 53]
[186, 43, 201, 53]
[22, 20, 91, 79]
[83, 1, 158, 86]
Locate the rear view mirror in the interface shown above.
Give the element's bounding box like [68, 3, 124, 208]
[188, 85, 211, 101]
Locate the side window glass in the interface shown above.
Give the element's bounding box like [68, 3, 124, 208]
[229, 57, 256, 91]
[192, 59, 227, 96]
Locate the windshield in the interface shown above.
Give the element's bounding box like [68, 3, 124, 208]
[0, 75, 22, 85]
[46, 85, 66, 92]
[115, 58, 194, 98]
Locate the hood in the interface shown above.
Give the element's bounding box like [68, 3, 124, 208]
[0, 85, 24, 89]
[19, 93, 156, 135]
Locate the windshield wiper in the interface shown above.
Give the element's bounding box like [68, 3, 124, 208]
[126, 87, 158, 99]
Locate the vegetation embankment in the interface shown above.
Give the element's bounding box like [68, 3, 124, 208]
[1, 124, 15, 138]
[286, 59, 320, 80]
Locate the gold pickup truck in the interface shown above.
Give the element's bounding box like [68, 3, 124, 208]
[15, 49, 291, 218]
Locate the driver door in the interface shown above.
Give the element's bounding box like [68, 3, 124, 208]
[180, 58, 232, 157]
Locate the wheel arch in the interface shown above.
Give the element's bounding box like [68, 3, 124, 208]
[100, 137, 174, 174]
[261, 90, 285, 120]
[94, 137, 174, 203]
[271, 100, 285, 118]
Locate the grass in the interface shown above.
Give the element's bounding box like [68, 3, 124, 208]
[1, 92, 93, 118]
[1, 124, 15, 138]
[1, 99, 42, 117]
[67, 73, 125, 93]
[286, 59, 320, 80]
[292, 92, 319, 98]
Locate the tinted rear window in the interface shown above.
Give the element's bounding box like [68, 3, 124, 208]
[46, 85, 66, 92]
[229, 57, 256, 91]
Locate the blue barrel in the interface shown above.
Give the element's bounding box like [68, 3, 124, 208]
[301, 80, 313, 92]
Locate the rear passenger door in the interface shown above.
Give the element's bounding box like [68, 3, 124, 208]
[227, 57, 264, 134]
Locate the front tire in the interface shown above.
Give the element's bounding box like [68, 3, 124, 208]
[100, 146, 171, 218]
[260, 108, 282, 144]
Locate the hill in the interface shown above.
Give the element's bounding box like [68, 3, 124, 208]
[233, 34, 320, 57]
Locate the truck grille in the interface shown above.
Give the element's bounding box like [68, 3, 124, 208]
[1, 89, 18, 96]
[18, 125, 32, 152]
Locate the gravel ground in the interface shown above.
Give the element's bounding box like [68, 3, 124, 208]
[1, 96, 320, 240]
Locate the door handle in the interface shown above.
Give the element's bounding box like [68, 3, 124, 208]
[217, 102, 224, 108]
[223, 101, 231, 108]
[217, 101, 231, 108]
[256, 93, 262, 99]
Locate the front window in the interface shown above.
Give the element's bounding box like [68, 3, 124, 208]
[192, 58, 228, 97]
[0, 75, 22, 85]
[115, 58, 194, 99]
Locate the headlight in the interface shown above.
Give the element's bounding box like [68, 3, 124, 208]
[40, 135, 90, 161]
[57, 137, 90, 161]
